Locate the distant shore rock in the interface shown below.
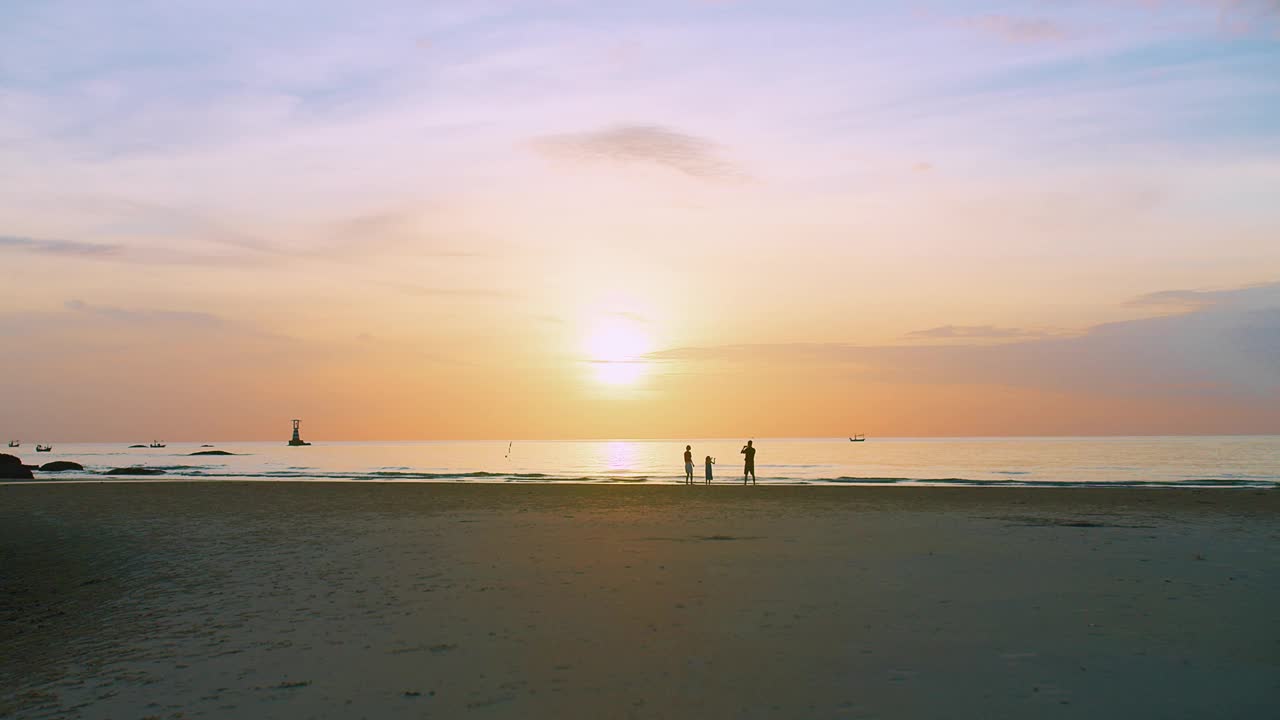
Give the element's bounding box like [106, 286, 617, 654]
[128, 444, 147, 448]
[188, 450, 236, 456]
[105, 467, 165, 476]
[0, 453, 34, 480]
[200, 444, 214, 447]
[40, 461, 84, 472]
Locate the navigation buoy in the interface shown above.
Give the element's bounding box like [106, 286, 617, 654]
[288, 419, 312, 446]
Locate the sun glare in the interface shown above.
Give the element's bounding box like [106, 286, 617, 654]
[584, 315, 651, 386]
[594, 361, 645, 385]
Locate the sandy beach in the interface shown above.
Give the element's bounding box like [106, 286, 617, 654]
[2, 482, 1277, 719]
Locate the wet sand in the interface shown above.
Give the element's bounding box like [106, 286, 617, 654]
[2, 483, 1277, 719]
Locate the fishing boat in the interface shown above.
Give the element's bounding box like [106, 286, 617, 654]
[849, 434, 866, 442]
[35, 444, 52, 452]
[149, 441, 166, 448]
[7, 440, 17, 448]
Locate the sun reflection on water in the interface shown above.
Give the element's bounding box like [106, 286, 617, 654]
[604, 440, 638, 473]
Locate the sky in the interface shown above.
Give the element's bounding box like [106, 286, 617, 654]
[2, 0, 1278, 441]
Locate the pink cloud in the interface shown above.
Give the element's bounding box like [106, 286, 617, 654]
[961, 15, 1074, 43]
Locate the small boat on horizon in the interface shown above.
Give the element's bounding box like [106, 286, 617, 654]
[849, 434, 866, 442]
[35, 444, 52, 452]
[7, 440, 17, 448]
[149, 441, 166, 448]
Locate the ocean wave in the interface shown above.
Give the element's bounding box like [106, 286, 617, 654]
[8, 467, 1277, 488]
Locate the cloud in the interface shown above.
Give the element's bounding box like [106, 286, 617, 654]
[384, 282, 516, 300]
[0, 300, 227, 351]
[1205, 0, 1280, 36]
[323, 211, 486, 259]
[532, 125, 744, 181]
[1126, 283, 1280, 312]
[0, 234, 120, 257]
[64, 299, 223, 328]
[958, 15, 1073, 43]
[0, 300, 296, 361]
[651, 282, 1280, 397]
[906, 325, 1048, 340]
[1126, 289, 1218, 310]
[0, 231, 264, 267]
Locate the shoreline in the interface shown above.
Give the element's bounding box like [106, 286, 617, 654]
[4, 481, 1279, 522]
[4, 476, 1278, 490]
[5, 480, 1279, 518]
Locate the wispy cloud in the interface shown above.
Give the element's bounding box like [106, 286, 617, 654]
[0, 300, 227, 349]
[64, 299, 223, 328]
[906, 325, 1049, 340]
[960, 15, 1073, 43]
[651, 282, 1280, 397]
[1, 231, 262, 267]
[384, 282, 516, 300]
[532, 125, 745, 181]
[0, 300, 299, 354]
[1205, 0, 1280, 36]
[323, 211, 487, 259]
[1125, 283, 1280, 311]
[0, 234, 119, 257]
[1126, 288, 1219, 310]
[610, 311, 648, 323]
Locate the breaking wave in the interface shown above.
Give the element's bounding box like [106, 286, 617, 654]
[8, 466, 1278, 488]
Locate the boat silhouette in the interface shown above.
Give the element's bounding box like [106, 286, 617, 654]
[849, 434, 866, 442]
[35, 444, 52, 452]
[149, 441, 166, 448]
[7, 440, 17, 448]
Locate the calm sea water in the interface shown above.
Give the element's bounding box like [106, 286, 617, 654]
[8, 437, 1279, 488]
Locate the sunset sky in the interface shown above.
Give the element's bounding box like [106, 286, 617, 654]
[2, 0, 1278, 441]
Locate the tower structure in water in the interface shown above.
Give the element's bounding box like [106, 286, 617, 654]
[288, 419, 311, 446]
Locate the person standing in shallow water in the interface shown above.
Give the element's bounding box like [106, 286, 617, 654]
[741, 440, 756, 485]
[683, 445, 694, 485]
[704, 455, 715, 485]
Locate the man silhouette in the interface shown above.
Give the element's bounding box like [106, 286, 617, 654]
[740, 440, 756, 485]
[683, 445, 694, 485]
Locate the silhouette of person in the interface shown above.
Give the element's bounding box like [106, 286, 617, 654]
[705, 455, 715, 485]
[740, 440, 756, 485]
[683, 445, 694, 485]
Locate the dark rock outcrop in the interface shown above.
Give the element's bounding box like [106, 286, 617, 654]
[105, 467, 165, 476]
[1, 453, 34, 480]
[188, 450, 236, 456]
[40, 461, 85, 472]
[128, 444, 147, 448]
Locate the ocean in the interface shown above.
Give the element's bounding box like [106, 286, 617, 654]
[8, 436, 1279, 488]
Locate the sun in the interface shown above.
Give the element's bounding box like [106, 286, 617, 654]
[584, 315, 651, 386]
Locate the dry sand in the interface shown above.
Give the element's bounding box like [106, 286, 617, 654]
[1, 483, 1277, 719]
